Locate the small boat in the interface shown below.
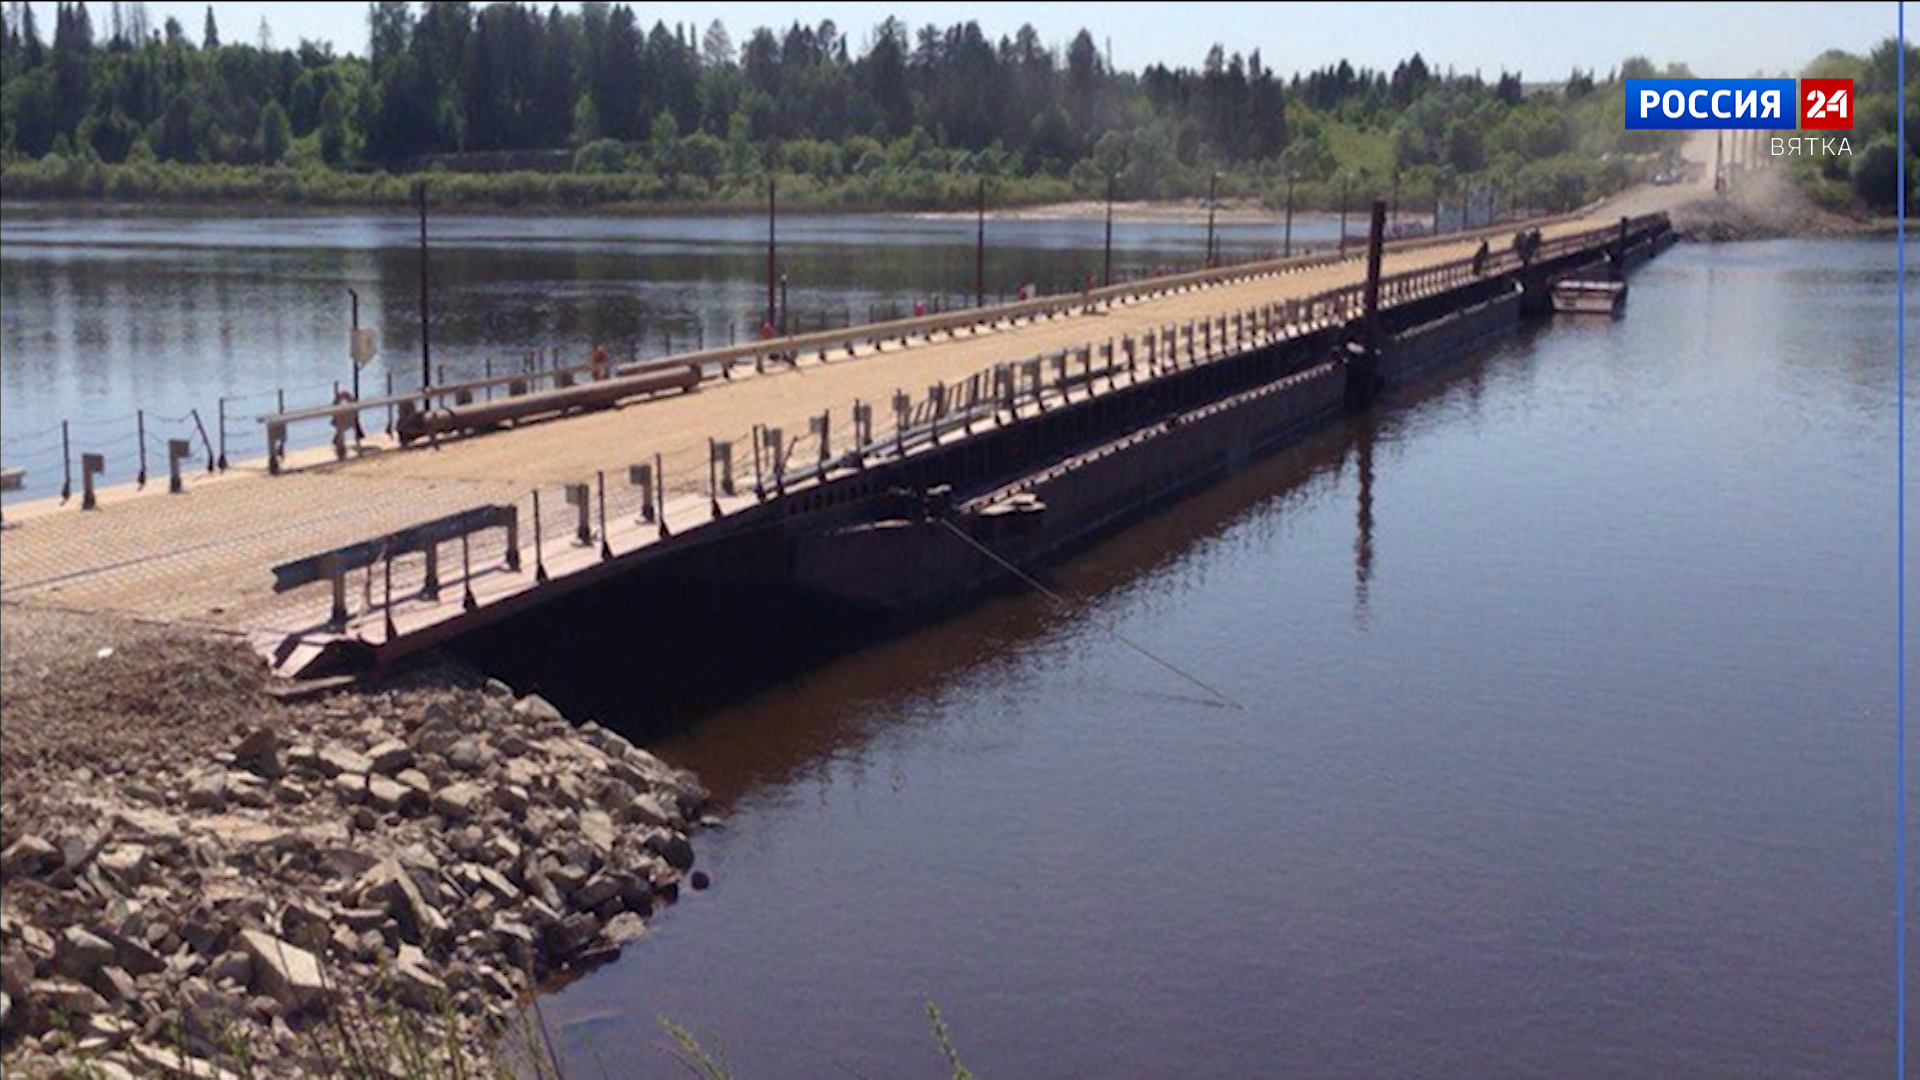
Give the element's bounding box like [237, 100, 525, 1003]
[1551, 278, 1628, 316]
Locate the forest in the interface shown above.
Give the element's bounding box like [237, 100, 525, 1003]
[0, 1, 1683, 212]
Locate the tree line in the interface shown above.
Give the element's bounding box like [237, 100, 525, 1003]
[1787, 38, 1917, 212]
[0, 1, 1677, 211]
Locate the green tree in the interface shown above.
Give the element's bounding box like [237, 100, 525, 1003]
[258, 100, 291, 163]
[317, 88, 348, 165]
[1851, 136, 1903, 210]
[650, 108, 681, 184]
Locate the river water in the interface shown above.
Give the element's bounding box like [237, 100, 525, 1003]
[1, 216, 1909, 1076]
[519, 238, 1901, 1078]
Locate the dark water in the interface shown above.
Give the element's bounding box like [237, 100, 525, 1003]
[0, 208, 1338, 499]
[515, 239, 1905, 1078]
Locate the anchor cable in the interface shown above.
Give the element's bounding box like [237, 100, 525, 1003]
[933, 516, 1244, 711]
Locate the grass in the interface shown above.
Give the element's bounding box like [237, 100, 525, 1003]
[655, 1003, 976, 1080]
[0, 157, 1082, 214]
[17, 990, 979, 1079]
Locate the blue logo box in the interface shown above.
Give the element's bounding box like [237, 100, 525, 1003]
[1624, 78, 1798, 129]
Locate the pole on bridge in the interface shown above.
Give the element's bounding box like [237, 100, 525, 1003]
[349, 288, 362, 406]
[1103, 172, 1116, 289]
[1346, 198, 1388, 410]
[1283, 172, 1296, 258]
[1338, 177, 1350, 257]
[1363, 198, 1387, 328]
[654, 453, 669, 538]
[417, 181, 432, 392]
[766, 167, 779, 333]
[1205, 171, 1220, 268]
[533, 490, 549, 584]
[976, 175, 988, 308]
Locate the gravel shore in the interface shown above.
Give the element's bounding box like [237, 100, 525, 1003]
[1, 606, 707, 1077]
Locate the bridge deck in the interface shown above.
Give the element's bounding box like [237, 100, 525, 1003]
[0, 216, 1611, 654]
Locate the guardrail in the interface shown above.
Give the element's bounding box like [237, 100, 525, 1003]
[271, 504, 521, 631]
[249, 210, 1597, 471]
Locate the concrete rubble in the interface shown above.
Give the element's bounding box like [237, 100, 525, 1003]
[0, 677, 708, 1077]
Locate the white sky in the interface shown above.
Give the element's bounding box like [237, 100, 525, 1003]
[51, 1, 1895, 78]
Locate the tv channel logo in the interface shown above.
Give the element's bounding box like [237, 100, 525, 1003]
[1625, 78, 1797, 129]
[1625, 78, 1854, 131]
[1797, 78, 1852, 129]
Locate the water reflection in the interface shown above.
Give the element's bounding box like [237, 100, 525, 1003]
[1352, 416, 1376, 628]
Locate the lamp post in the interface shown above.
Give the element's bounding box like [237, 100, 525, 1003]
[1205, 170, 1221, 268]
[1338, 174, 1351, 256]
[1390, 169, 1400, 236]
[415, 181, 431, 391]
[1103, 171, 1116, 287]
[1283, 171, 1297, 258]
[765, 165, 778, 331]
[347, 288, 361, 403]
[975, 174, 987, 308]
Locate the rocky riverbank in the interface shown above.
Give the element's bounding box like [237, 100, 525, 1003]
[0, 607, 707, 1078]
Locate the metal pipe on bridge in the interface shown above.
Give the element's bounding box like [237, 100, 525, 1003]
[396, 363, 702, 444]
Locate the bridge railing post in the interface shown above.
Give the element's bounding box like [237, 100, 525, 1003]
[751, 424, 766, 497]
[708, 440, 729, 516]
[421, 542, 440, 601]
[532, 490, 549, 583]
[766, 427, 786, 494]
[323, 553, 348, 628]
[928, 385, 948, 444]
[630, 463, 655, 524]
[654, 453, 669, 538]
[811, 411, 832, 464]
[167, 439, 191, 495]
[460, 531, 480, 610]
[503, 505, 522, 572]
[564, 482, 592, 546]
[852, 403, 872, 462]
[595, 471, 614, 560]
[80, 452, 105, 511]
